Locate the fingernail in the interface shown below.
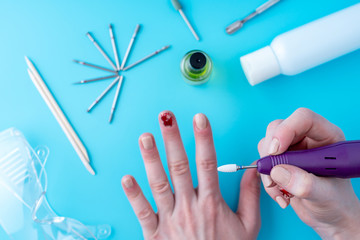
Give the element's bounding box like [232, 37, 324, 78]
[160, 112, 173, 127]
[276, 196, 288, 209]
[271, 166, 291, 186]
[279, 187, 293, 199]
[123, 176, 134, 189]
[141, 136, 153, 150]
[195, 113, 207, 130]
[268, 138, 280, 155]
[262, 175, 273, 188]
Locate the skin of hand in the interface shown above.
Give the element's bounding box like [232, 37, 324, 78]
[121, 111, 261, 240]
[258, 108, 360, 240]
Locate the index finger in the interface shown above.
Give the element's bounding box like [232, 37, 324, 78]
[270, 108, 345, 154]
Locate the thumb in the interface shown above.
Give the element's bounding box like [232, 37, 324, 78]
[270, 164, 329, 200]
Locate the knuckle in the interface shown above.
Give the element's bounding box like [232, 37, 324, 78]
[137, 206, 153, 221]
[199, 157, 217, 172]
[295, 174, 314, 198]
[185, 215, 197, 230]
[150, 181, 171, 194]
[295, 107, 314, 118]
[333, 125, 346, 141]
[165, 129, 179, 139]
[143, 152, 160, 163]
[169, 159, 189, 176]
[276, 118, 294, 135]
[179, 198, 194, 216]
[149, 230, 161, 240]
[201, 195, 218, 207]
[266, 120, 282, 132]
[128, 189, 142, 200]
[248, 221, 261, 239]
[257, 138, 265, 151]
[200, 197, 219, 219]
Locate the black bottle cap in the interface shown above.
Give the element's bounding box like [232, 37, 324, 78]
[190, 52, 206, 69]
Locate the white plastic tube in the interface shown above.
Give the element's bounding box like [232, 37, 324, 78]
[240, 3, 360, 86]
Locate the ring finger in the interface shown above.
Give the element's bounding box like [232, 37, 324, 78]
[139, 133, 174, 213]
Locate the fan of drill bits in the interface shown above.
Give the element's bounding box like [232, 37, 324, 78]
[74, 24, 170, 123]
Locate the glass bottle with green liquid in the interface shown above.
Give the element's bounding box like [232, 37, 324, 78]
[180, 50, 213, 85]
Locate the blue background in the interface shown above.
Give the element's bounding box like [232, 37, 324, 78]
[1, 0, 360, 239]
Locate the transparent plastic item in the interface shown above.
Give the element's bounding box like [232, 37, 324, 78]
[0, 128, 111, 240]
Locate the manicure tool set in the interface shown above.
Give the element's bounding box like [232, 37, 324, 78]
[75, 24, 170, 123]
[218, 141, 360, 178]
[26, 24, 170, 174]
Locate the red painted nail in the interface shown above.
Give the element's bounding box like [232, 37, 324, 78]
[160, 112, 173, 127]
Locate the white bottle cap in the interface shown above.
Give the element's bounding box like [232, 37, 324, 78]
[240, 46, 281, 86]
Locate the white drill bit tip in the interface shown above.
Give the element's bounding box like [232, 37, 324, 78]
[217, 164, 238, 172]
[218, 164, 258, 172]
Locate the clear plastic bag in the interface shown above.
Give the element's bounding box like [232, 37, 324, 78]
[0, 128, 111, 240]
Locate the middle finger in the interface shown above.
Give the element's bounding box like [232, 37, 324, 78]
[159, 111, 194, 198]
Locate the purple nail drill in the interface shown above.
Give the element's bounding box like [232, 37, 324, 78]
[218, 141, 360, 178]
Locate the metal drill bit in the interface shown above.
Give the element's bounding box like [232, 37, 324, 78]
[237, 165, 258, 170]
[109, 75, 124, 123]
[217, 164, 258, 173]
[73, 60, 117, 73]
[122, 45, 170, 71]
[73, 74, 119, 84]
[109, 24, 121, 71]
[226, 0, 281, 34]
[171, 0, 200, 41]
[179, 9, 199, 41]
[87, 76, 120, 112]
[86, 32, 117, 71]
[121, 24, 141, 70]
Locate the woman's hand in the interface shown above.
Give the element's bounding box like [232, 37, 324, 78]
[258, 108, 360, 239]
[122, 111, 261, 240]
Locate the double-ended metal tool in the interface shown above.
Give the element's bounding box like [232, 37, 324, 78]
[218, 141, 360, 178]
[226, 0, 281, 34]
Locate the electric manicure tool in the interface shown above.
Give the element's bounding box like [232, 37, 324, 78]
[218, 141, 360, 178]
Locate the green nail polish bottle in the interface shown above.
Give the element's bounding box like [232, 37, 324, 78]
[180, 50, 213, 85]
